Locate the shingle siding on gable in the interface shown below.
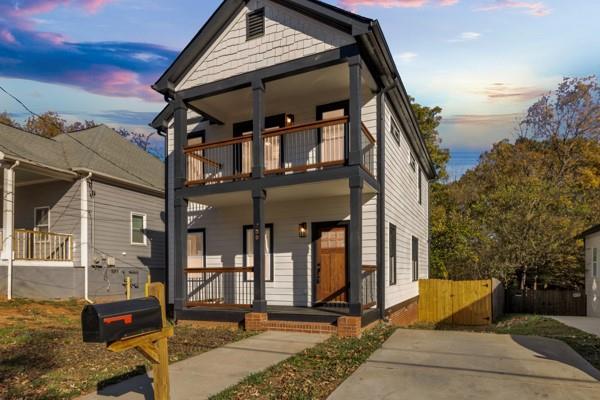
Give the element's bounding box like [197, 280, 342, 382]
[383, 97, 430, 307]
[177, 0, 354, 90]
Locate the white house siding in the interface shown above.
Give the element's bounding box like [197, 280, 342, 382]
[90, 181, 165, 275]
[383, 97, 430, 307]
[187, 195, 376, 306]
[585, 231, 600, 317]
[177, 0, 354, 90]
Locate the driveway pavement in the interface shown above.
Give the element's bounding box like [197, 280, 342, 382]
[328, 329, 600, 400]
[80, 331, 328, 400]
[551, 316, 600, 337]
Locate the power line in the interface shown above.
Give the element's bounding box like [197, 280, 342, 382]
[0, 84, 161, 189]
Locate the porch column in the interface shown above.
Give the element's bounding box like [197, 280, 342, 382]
[252, 80, 265, 178]
[2, 164, 15, 299]
[173, 96, 188, 311]
[252, 188, 267, 312]
[348, 55, 362, 166]
[348, 175, 363, 315]
[376, 91, 386, 318]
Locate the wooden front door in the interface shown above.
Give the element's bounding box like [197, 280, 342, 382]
[315, 225, 348, 304]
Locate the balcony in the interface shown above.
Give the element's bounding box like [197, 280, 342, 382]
[184, 116, 376, 186]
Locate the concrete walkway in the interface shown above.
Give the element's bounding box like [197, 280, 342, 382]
[328, 329, 600, 400]
[80, 331, 328, 400]
[551, 316, 600, 337]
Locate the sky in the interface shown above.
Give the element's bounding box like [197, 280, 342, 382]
[0, 0, 599, 178]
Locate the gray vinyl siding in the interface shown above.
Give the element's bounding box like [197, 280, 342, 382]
[90, 181, 165, 272]
[383, 97, 430, 307]
[10, 180, 81, 265]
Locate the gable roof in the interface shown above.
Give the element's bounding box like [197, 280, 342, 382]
[579, 224, 600, 239]
[151, 0, 436, 179]
[0, 123, 164, 193]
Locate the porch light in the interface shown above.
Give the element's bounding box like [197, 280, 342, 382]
[298, 222, 307, 238]
[285, 114, 295, 126]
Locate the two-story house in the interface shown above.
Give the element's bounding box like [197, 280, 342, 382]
[151, 0, 435, 336]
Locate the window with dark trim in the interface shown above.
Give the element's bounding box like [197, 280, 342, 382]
[410, 152, 416, 171]
[390, 117, 400, 146]
[187, 228, 206, 269]
[412, 236, 419, 282]
[246, 8, 265, 40]
[243, 224, 274, 282]
[389, 224, 397, 285]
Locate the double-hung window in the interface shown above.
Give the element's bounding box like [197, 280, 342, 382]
[593, 248, 598, 278]
[131, 213, 147, 245]
[389, 224, 397, 285]
[412, 236, 419, 282]
[34, 207, 50, 233]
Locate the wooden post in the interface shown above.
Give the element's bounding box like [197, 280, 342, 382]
[145, 274, 152, 297]
[107, 282, 172, 400]
[126, 276, 131, 300]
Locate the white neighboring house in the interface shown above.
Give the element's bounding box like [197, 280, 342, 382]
[581, 225, 600, 317]
[151, 0, 435, 335]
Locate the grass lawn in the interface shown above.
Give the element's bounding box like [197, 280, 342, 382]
[211, 323, 395, 400]
[414, 314, 600, 370]
[0, 299, 253, 400]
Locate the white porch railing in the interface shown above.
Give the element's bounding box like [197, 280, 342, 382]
[13, 229, 73, 261]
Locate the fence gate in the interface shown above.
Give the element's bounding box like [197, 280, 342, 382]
[419, 279, 494, 326]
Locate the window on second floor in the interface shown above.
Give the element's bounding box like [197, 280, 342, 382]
[409, 153, 416, 171]
[418, 167, 423, 205]
[390, 117, 400, 146]
[131, 213, 147, 245]
[246, 8, 265, 41]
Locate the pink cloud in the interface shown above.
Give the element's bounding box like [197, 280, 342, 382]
[337, 0, 457, 10]
[478, 1, 551, 17]
[0, 29, 18, 45]
[65, 68, 160, 100]
[8, 0, 111, 17]
[476, 83, 548, 102]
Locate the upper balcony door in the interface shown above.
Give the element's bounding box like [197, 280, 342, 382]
[316, 101, 349, 167]
[233, 114, 286, 176]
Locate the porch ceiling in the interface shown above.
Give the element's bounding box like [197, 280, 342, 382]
[188, 63, 377, 123]
[0, 166, 73, 189]
[187, 177, 377, 208]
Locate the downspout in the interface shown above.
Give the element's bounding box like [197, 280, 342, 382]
[81, 172, 93, 303]
[6, 160, 19, 300]
[377, 81, 397, 320]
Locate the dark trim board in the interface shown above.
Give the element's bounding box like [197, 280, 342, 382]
[361, 308, 379, 327]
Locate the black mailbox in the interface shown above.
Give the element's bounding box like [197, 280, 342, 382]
[82, 297, 163, 343]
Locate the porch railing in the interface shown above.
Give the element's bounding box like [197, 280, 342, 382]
[262, 116, 348, 174]
[361, 265, 377, 309]
[184, 117, 377, 186]
[361, 123, 376, 177]
[185, 136, 253, 185]
[13, 229, 73, 261]
[185, 267, 254, 308]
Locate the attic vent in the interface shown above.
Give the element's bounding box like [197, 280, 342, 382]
[246, 8, 265, 40]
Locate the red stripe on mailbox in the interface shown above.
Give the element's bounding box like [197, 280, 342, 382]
[103, 314, 133, 325]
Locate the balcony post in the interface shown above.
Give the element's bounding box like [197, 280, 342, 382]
[252, 188, 267, 312]
[348, 175, 363, 316]
[2, 164, 16, 299]
[173, 96, 188, 311]
[252, 80, 265, 178]
[348, 55, 362, 166]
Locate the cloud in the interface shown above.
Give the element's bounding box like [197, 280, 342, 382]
[0, 0, 175, 101]
[92, 110, 158, 126]
[397, 51, 418, 63]
[478, 1, 551, 17]
[448, 31, 481, 42]
[477, 82, 547, 101]
[439, 113, 523, 150]
[337, 0, 457, 11]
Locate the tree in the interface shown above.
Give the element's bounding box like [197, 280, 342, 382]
[24, 111, 66, 137]
[411, 98, 450, 181]
[0, 111, 19, 128]
[116, 128, 162, 159]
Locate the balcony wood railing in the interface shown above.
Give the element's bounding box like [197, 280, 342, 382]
[13, 229, 73, 261]
[185, 267, 254, 308]
[361, 265, 377, 309]
[184, 116, 377, 186]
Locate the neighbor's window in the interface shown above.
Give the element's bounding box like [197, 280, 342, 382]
[131, 213, 147, 245]
[187, 229, 205, 269]
[412, 236, 419, 282]
[389, 224, 397, 285]
[244, 224, 273, 282]
[246, 8, 265, 40]
[390, 117, 401, 146]
[34, 207, 50, 233]
[418, 167, 423, 205]
[594, 248, 598, 278]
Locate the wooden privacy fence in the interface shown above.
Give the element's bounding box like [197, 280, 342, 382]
[506, 289, 586, 316]
[419, 279, 504, 326]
